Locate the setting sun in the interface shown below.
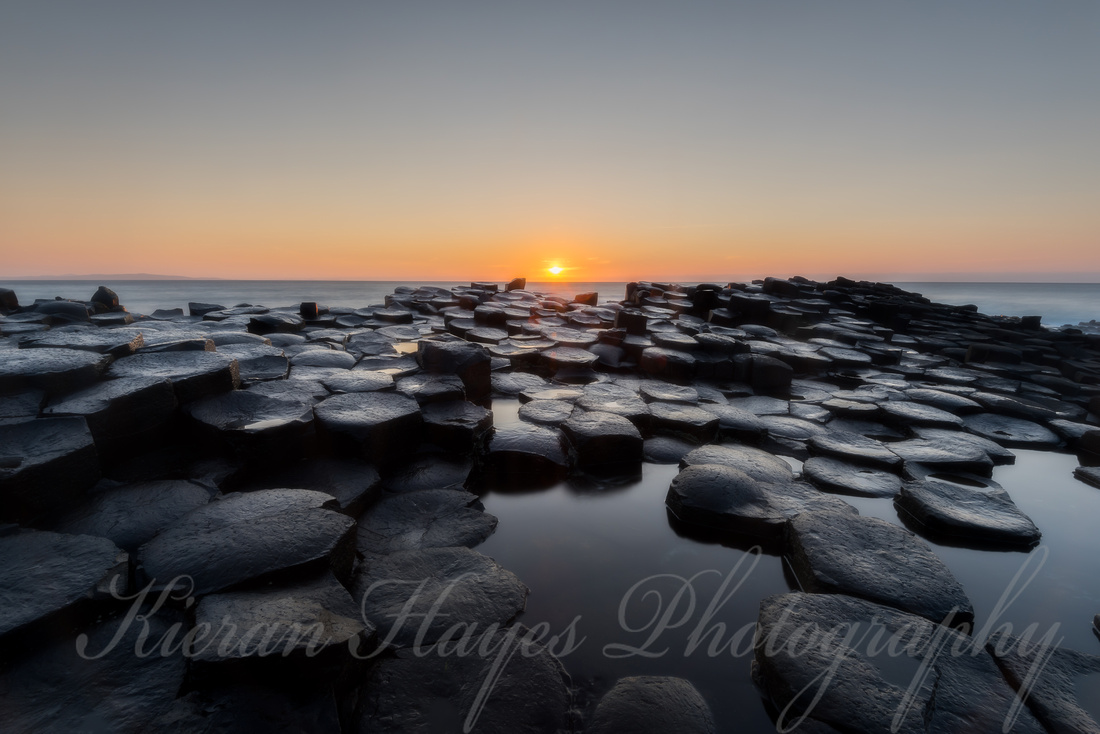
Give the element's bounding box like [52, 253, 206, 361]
[548, 266, 563, 275]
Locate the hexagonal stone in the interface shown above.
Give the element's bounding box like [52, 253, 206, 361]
[640, 382, 699, 404]
[322, 370, 394, 394]
[53, 479, 212, 552]
[808, 430, 902, 471]
[680, 444, 794, 484]
[786, 510, 973, 626]
[910, 426, 1016, 465]
[905, 388, 983, 414]
[396, 373, 466, 404]
[43, 375, 176, 444]
[0, 416, 100, 521]
[21, 327, 144, 356]
[184, 390, 314, 451]
[587, 676, 715, 734]
[888, 438, 995, 476]
[0, 348, 109, 396]
[961, 413, 1060, 449]
[191, 571, 369, 665]
[0, 388, 44, 425]
[289, 348, 357, 369]
[483, 423, 570, 486]
[666, 464, 853, 539]
[417, 339, 492, 402]
[314, 392, 423, 465]
[248, 312, 305, 334]
[106, 352, 240, 403]
[422, 400, 493, 452]
[1074, 465, 1100, 489]
[214, 343, 290, 381]
[561, 411, 643, 476]
[356, 488, 496, 558]
[754, 593, 1045, 734]
[383, 455, 473, 494]
[880, 400, 965, 428]
[895, 479, 1041, 548]
[802, 456, 902, 498]
[518, 399, 575, 427]
[353, 546, 527, 648]
[354, 624, 571, 734]
[0, 528, 128, 639]
[236, 458, 382, 516]
[649, 402, 719, 441]
[137, 489, 356, 595]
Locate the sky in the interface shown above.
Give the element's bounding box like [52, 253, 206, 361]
[2, 1, 1098, 282]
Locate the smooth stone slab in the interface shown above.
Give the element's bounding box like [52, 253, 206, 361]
[0, 348, 109, 395]
[643, 436, 699, 464]
[758, 414, 826, 440]
[149, 684, 341, 733]
[43, 375, 177, 441]
[905, 387, 983, 414]
[1074, 465, 1100, 489]
[0, 528, 128, 638]
[648, 402, 719, 441]
[680, 444, 794, 484]
[383, 455, 473, 493]
[541, 346, 599, 370]
[987, 631, 1100, 734]
[237, 458, 382, 516]
[754, 593, 1045, 734]
[214, 343, 289, 381]
[396, 373, 466, 404]
[0, 416, 100, 521]
[698, 403, 767, 440]
[247, 378, 328, 403]
[802, 456, 902, 498]
[184, 390, 314, 447]
[640, 382, 699, 404]
[895, 479, 1041, 548]
[106, 351, 240, 403]
[879, 400, 965, 428]
[0, 604, 187, 733]
[422, 399, 493, 451]
[289, 348, 357, 369]
[313, 392, 423, 464]
[248, 312, 305, 334]
[354, 625, 571, 734]
[21, 327, 144, 356]
[910, 426, 1017, 465]
[491, 372, 549, 396]
[561, 411, 643, 475]
[962, 413, 1061, 449]
[417, 339, 492, 402]
[138, 489, 356, 595]
[519, 386, 584, 403]
[356, 488, 496, 558]
[353, 546, 526, 648]
[666, 464, 854, 538]
[518, 399, 575, 426]
[192, 571, 368, 664]
[587, 676, 716, 734]
[483, 423, 570, 484]
[53, 479, 212, 552]
[807, 431, 902, 470]
[786, 510, 973, 626]
[322, 370, 394, 394]
[0, 388, 44, 425]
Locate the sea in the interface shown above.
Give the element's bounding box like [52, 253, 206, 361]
[5, 279, 1100, 328]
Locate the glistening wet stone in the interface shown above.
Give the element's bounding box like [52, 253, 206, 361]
[895, 479, 1041, 548]
[680, 444, 794, 484]
[356, 488, 497, 559]
[313, 391, 423, 465]
[0, 416, 100, 521]
[106, 351, 240, 403]
[587, 676, 716, 734]
[802, 456, 902, 498]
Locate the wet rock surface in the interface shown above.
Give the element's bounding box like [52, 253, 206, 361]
[356, 488, 497, 559]
[896, 478, 1041, 548]
[0, 416, 101, 521]
[587, 676, 716, 734]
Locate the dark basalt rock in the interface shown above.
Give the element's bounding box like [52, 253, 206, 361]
[248, 312, 305, 335]
[492, 371, 549, 396]
[107, 351, 240, 403]
[417, 338, 492, 402]
[383, 454, 473, 494]
[666, 464, 854, 538]
[905, 387, 983, 414]
[90, 285, 120, 309]
[786, 510, 973, 626]
[518, 399, 575, 426]
[184, 390, 315, 451]
[639, 347, 696, 380]
[422, 399, 493, 451]
[519, 385, 585, 403]
[754, 593, 1045, 734]
[137, 489, 357, 595]
[0, 287, 18, 311]
[1075, 465, 1100, 489]
[150, 683, 341, 732]
[289, 348, 357, 369]
[698, 403, 767, 440]
[807, 430, 902, 470]
[482, 423, 570, 486]
[396, 373, 466, 404]
[680, 444, 794, 484]
[540, 346, 599, 370]
[188, 301, 226, 317]
[747, 354, 793, 392]
[35, 299, 92, 323]
[43, 375, 177, 445]
[313, 392, 423, 465]
[895, 479, 1040, 548]
[648, 402, 719, 441]
[758, 414, 827, 440]
[191, 570, 369, 666]
[987, 631, 1100, 734]
[879, 400, 965, 428]
[21, 327, 144, 356]
[0, 416, 100, 521]
[53, 479, 212, 552]
[148, 307, 186, 320]
[0, 528, 129, 639]
[322, 369, 394, 394]
[247, 378, 328, 403]
[910, 426, 1017, 465]
[353, 546, 527, 648]
[214, 342, 290, 381]
[236, 458, 382, 516]
[802, 456, 902, 498]
[643, 436, 699, 464]
[357, 488, 496, 558]
[0, 388, 44, 425]
[561, 411, 643, 475]
[962, 413, 1061, 449]
[587, 676, 715, 734]
[354, 624, 571, 734]
[0, 603, 187, 733]
[0, 348, 109, 395]
[639, 381, 699, 404]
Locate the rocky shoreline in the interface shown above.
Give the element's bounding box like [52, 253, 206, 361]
[2, 276, 1100, 733]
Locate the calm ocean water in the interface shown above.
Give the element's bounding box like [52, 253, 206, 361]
[5, 279, 1100, 327]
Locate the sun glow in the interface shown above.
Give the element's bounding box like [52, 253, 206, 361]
[548, 266, 563, 275]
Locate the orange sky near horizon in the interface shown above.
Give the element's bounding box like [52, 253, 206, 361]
[2, 2, 1098, 283]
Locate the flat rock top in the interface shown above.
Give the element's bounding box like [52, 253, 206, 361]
[587, 676, 716, 734]
[0, 348, 107, 377]
[313, 391, 422, 428]
[138, 489, 355, 595]
[680, 444, 794, 484]
[0, 529, 127, 637]
[357, 488, 497, 557]
[106, 351, 236, 380]
[353, 546, 527, 648]
[43, 375, 173, 417]
[896, 479, 1041, 547]
[185, 390, 314, 433]
[0, 415, 95, 474]
[786, 510, 973, 626]
[802, 456, 902, 498]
